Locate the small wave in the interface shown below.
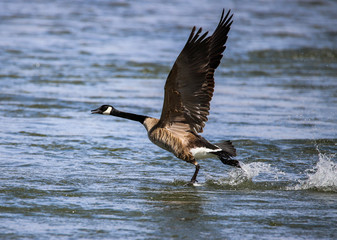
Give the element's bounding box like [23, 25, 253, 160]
[289, 153, 337, 192]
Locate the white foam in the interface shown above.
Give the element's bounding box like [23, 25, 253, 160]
[191, 182, 203, 187]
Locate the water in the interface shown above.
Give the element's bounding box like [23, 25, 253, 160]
[1, 0, 336, 239]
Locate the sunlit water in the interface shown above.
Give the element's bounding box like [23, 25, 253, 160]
[1, 0, 336, 239]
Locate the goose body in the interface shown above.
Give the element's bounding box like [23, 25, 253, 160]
[92, 9, 241, 183]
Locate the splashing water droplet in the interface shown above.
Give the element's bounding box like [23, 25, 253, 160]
[241, 162, 282, 179]
[206, 162, 285, 187]
[291, 153, 337, 192]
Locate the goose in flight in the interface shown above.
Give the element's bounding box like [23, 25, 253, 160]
[92, 9, 241, 183]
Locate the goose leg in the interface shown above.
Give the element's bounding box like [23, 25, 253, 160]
[190, 162, 200, 184]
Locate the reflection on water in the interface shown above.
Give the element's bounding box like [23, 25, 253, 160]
[145, 190, 207, 239]
[0, 0, 336, 239]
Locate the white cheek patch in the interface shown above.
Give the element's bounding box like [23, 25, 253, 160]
[103, 106, 112, 115]
[190, 147, 222, 159]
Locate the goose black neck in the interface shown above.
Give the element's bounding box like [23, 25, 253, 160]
[111, 109, 147, 124]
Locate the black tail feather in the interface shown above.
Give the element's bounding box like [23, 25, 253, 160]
[213, 141, 241, 168]
[216, 140, 236, 157]
[214, 151, 241, 168]
[219, 156, 241, 168]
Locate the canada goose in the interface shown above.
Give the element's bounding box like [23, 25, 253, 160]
[92, 9, 241, 183]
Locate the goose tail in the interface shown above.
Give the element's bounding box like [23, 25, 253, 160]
[214, 141, 241, 168]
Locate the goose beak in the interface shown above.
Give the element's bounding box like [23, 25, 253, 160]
[91, 108, 102, 114]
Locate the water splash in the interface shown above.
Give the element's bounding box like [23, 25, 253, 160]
[291, 152, 337, 192]
[241, 162, 286, 180]
[206, 162, 286, 187]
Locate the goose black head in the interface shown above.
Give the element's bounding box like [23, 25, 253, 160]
[91, 105, 115, 115]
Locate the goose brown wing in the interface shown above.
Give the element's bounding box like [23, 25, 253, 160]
[158, 9, 233, 133]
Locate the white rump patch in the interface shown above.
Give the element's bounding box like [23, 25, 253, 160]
[103, 106, 112, 115]
[190, 147, 221, 159]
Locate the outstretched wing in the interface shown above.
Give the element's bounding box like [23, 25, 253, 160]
[158, 9, 233, 133]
